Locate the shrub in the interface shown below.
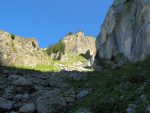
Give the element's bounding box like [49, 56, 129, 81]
[10, 34, 15, 40]
[46, 39, 65, 55]
[66, 32, 73, 36]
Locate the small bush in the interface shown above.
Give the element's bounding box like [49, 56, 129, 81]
[66, 32, 73, 36]
[46, 39, 65, 55]
[11, 34, 15, 40]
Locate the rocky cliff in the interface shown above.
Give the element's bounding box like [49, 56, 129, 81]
[0, 30, 50, 67]
[49, 32, 96, 61]
[96, 0, 150, 62]
[64, 32, 96, 57]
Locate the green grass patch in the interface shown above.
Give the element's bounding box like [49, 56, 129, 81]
[16, 63, 60, 72]
[55, 52, 88, 67]
[33, 64, 60, 72]
[66, 58, 150, 113]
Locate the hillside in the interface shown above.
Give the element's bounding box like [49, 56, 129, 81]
[0, 53, 150, 113]
[0, 30, 50, 67]
[0, 30, 96, 113]
[67, 58, 150, 113]
[46, 32, 96, 71]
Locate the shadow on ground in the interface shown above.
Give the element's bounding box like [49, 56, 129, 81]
[0, 65, 95, 113]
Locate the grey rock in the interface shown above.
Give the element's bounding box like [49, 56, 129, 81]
[0, 97, 15, 111]
[13, 102, 23, 109]
[96, 0, 150, 62]
[76, 108, 92, 113]
[77, 90, 89, 99]
[9, 74, 20, 80]
[119, 95, 124, 100]
[9, 111, 18, 113]
[19, 103, 35, 113]
[33, 85, 44, 91]
[70, 72, 87, 80]
[13, 76, 32, 86]
[70, 72, 81, 80]
[36, 90, 67, 113]
[15, 93, 29, 101]
[64, 89, 76, 104]
[145, 105, 150, 113]
[3, 70, 9, 74]
[65, 97, 75, 103]
[93, 64, 103, 71]
[3, 86, 15, 99]
[140, 94, 147, 101]
[126, 104, 137, 113]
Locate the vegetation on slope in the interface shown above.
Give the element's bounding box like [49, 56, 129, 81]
[46, 39, 65, 55]
[56, 52, 88, 67]
[65, 58, 150, 113]
[66, 32, 73, 36]
[2, 47, 149, 113]
[16, 60, 59, 72]
[10, 34, 16, 40]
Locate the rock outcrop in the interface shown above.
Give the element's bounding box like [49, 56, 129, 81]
[64, 32, 96, 57]
[0, 30, 50, 67]
[49, 32, 96, 60]
[96, 0, 150, 62]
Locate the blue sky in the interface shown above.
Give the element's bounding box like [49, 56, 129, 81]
[0, 0, 113, 47]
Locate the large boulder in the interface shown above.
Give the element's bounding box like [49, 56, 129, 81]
[36, 92, 66, 113]
[0, 30, 50, 67]
[19, 103, 35, 113]
[0, 97, 15, 111]
[96, 0, 150, 62]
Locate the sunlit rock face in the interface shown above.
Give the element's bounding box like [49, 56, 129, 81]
[96, 0, 150, 62]
[50, 32, 96, 61]
[64, 32, 96, 56]
[0, 30, 50, 67]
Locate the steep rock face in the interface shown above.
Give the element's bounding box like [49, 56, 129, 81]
[0, 30, 50, 67]
[64, 32, 96, 57]
[49, 32, 96, 61]
[96, 0, 150, 62]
